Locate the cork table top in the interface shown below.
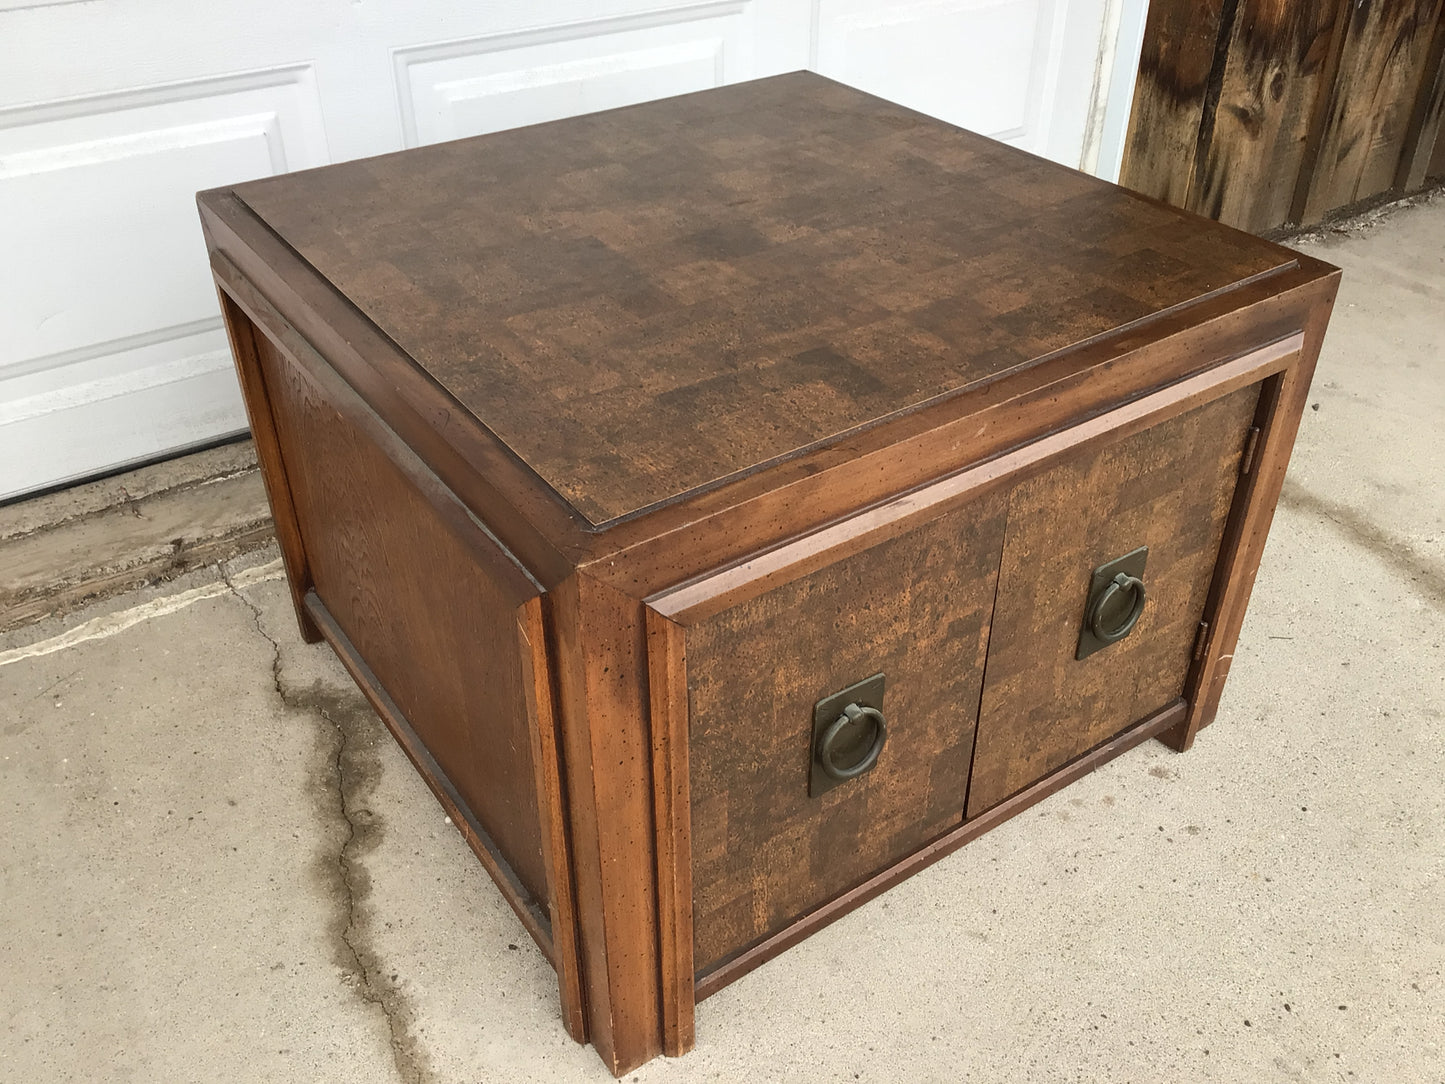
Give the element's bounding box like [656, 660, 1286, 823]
[235, 72, 1297, 525]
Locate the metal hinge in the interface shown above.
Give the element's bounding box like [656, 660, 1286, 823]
[1239, 426, 1262, 475]
[1192, 620, 1210, 661]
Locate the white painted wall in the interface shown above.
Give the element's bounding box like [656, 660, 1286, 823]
[0, 0, 1145, 500]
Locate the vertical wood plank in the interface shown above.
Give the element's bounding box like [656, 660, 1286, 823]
[643, 608, 695, 1057]
[1192, 0, 1345, 231]
[551, 573, 662, 1076]
[214, 284, 320, 643]
[1297, 0, 1445, 223]
[1432, 116, 1445, 175]
[1286, 0, 1355, 227]
[1166, 273, 1342, 751]
[1120, 0, 1229, 207]
[518, 597, 587, 1044]
[1124, 0, 1445, 228]
[1395, 16, 1445, 190]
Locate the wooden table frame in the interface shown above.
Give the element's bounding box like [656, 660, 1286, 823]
[201, 175, 1337, 1074]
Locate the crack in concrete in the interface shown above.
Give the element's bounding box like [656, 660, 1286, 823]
[221, 566, 284, 697]
[1279, 482, 1445, 612]
[220, 567, 432, 1084]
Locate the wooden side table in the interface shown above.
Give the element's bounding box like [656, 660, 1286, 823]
[199, 72, 1339, 1075]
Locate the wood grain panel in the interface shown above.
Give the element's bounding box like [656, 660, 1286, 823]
[253, 329, 551, 907]
[1192, 0, 1345, 231]
[966, 383, 1261, 817]
[1122, 0, 1445, 229]
[1119, 0, 1228, 207]
[1432, 110, 1445, 176]
[1396, 15, 1445, 190]
[236, 72, 1291, 525]
[686, 491, 1007, 973]
[1297, 0, 1445, 223]
[302, 592, 553, 955]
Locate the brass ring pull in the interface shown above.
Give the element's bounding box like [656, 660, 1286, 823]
[816, 702, 888, 782]
[1087, 571, 1147, 644]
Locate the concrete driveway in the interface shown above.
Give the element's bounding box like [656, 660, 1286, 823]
[2, 193, 1442, 1083]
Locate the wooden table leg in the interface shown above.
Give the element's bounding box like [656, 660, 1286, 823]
[551, 572, 673, 1075]
[216, 286, 321, 644]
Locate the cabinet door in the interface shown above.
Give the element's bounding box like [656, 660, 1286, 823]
[966, 383, 1262, 817]
[673, 492, 1007, 975]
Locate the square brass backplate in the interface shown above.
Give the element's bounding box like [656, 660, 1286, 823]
[810, 673, 886, 797]
[1076, 546, 1149, 660]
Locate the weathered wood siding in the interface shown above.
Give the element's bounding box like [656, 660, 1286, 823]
[1123, 0, 1445, 233]
[1120, 0, 1228, 208]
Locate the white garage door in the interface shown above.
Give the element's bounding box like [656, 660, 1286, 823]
[0, 0, 1146, 501]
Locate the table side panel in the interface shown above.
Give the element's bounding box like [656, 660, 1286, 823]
[250, 325, 553, 909]
[640, 327, 1308, 1006]
[684, 489, 1007, 973]
[966, 381, 1263, 816]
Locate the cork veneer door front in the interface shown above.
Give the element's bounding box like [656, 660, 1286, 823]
[682, 380, 1263, 972]
[967, 382, 1263, 816]
[685, 492, 1008, 974]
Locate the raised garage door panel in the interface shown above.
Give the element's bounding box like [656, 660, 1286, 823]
[812, 0, 1122, 163]
[966, 382, 1262, 817]
[0, 69, 328, 498]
